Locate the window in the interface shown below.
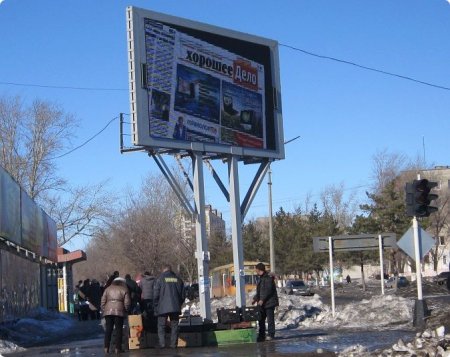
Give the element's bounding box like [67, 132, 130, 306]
[444, 255, 447, 265]
[439, 236, 445, 246]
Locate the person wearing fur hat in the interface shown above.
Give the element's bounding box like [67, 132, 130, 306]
[101, 277, 131, 354]
[252, 262, 279, 342]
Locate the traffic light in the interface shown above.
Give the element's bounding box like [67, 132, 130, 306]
[405, 179, 439, 217]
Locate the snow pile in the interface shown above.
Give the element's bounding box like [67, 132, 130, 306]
[184, 292, 414, 331]
[0, 308, 74, 354]
[338, 326, 450, 357]
[276, 293, 324, 329]
[303, 294, 414, 329]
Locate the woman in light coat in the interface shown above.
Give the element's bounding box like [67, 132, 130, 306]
[101, 277, 130, 354]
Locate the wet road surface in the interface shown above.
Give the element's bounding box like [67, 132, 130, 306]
[6, 327, 415, 357]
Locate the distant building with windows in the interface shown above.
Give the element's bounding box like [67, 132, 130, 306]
[179, 204, 226, 241]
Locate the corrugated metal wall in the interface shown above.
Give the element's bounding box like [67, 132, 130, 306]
[0, 248, 57, 322]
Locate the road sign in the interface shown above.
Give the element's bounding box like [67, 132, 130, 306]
[313, 233, 397, 252]
[397, 226, 435, 261]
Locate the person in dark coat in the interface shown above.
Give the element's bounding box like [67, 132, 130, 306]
[78, 279, 91, 320]
[104, 271, 119, 291]
[139, 271, 156, 331]
[252, 262, 279, 341]
[125, 274, 141, 314]
[153, 264, 185, 348]
[89, 279, 102, 320]
[101, 277, 131, 354]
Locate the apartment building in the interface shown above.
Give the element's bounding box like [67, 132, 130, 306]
[179, 204, 226, 240]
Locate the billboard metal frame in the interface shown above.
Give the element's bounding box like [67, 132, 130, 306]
[126, 6, 284, 161]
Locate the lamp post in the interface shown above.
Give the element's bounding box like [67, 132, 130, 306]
[268, 135, 300, 274]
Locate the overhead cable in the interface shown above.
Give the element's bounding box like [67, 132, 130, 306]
[280, 43, 450, 91]
[47, 116, 118, 161]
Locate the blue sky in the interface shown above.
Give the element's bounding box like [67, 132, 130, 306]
[1, 1, 449, 250]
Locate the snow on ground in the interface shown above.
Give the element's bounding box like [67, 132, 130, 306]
[0, 308, 74, 355]
[183, 289, 415, 331]
[0, 286, 448, 356]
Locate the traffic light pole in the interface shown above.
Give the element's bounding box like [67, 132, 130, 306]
[412, 216, 423, 300]
[412, 215, 428, 328]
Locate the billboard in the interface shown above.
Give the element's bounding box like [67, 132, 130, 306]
[0, 167, 21, 245]
[127, 7, 284, 160]
[0, 165, 57, 262]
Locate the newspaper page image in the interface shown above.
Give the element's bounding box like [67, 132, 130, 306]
[144, 18, 266, 149]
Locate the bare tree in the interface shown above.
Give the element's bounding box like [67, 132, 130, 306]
[320, 182, 358, 230]
[45, 182, 117, 246]
[0, 95, 118, 247]
[371, 149, 408, 193]
[0, 95, 76, 200]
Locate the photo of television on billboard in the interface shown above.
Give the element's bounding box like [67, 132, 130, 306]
[127, 7, 284, 160]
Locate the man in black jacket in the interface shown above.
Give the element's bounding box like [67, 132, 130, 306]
[252, 262, 279, 341]
[153, 264, 185, 348]
[140, 271, 156, 332]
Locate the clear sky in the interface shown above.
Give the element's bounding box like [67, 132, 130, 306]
[1, 1, 449, 250]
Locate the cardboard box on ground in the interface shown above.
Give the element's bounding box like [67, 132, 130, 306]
[129, 331, 203, 349]
[127, 314, 202, 349]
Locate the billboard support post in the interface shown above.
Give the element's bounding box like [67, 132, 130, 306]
[193, 152, 211, 321]
[228, 155, 246, 307]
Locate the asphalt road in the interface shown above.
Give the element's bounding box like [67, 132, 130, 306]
[6, 280, 449, 357]
[5, 320, 415, 357]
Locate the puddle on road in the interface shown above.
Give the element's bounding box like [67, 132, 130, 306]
[9, 330, 416, 356]
[272, 329, 416, 354]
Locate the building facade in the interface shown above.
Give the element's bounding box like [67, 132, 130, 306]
[179, 204, 226, 240]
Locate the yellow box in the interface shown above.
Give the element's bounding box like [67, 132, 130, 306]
[128, 336, 146, 350]
[128, 315, 144, 338]
[128, 314, 143, 327]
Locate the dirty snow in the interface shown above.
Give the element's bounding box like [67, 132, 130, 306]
[0, 282, 449, 356]
[184, 289, 415, 331]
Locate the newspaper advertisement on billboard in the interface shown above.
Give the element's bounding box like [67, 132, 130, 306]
[144, 18, 266, 150]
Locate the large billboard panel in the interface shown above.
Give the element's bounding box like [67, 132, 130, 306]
[0, 166, 57, 262]
[21, 189, 40, 253]
[127, 7, 284, 160]
[45, 213, 58, 262]
[0, 167, 21, 244]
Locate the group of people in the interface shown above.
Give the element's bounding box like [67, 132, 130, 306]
[74, 278, 102, 321]
[77, 265, 185, 354]
[76, 262, 279, 353]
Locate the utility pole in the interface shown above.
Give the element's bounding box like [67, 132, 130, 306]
[268, 163, 275, 273]
[267, 135, 300, 275]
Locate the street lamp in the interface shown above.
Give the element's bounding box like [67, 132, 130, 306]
[268, 135, 300, 274]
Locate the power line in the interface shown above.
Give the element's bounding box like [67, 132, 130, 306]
[47, 116, 118, 161]
[280, 43, 450, 91]
[2, 43, 449, 92]
[0, 81, 127, 91]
